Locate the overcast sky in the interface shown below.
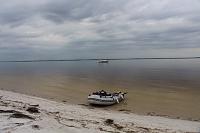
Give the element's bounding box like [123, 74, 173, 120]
[0, 0, 200, 60]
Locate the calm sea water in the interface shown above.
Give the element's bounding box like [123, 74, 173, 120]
[0, 59, 200, 119]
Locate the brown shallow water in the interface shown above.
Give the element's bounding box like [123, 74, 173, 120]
[0, 59, 200, 120]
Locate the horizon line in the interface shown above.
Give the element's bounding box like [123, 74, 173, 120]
[0, 56, 200, 62]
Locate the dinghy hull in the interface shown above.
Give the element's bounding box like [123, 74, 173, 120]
[88, 92, 125, 105]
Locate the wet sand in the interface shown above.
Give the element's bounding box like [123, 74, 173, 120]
[0, 60, 200, 120]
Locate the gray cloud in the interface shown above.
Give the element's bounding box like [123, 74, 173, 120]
[0, 0, 200, 60]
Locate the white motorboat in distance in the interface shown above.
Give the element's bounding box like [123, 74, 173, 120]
[88, 90, 127, 105]
[97, 60, 109, 63]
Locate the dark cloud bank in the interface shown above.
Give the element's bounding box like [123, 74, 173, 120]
[0, 0, 200, 60]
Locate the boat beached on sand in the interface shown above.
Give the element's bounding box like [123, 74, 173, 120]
[88, 90, 127, 105]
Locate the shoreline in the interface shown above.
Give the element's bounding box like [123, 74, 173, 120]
[2, 87, 200, 122]
[0, 90, 200, 133]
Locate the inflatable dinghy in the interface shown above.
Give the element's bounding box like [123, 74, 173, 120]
[88, 90, 126, 105]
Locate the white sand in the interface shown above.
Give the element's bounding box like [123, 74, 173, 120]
[0, 90, 200, 133]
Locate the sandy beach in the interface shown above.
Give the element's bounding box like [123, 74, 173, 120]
[0, 90, 200, 133]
